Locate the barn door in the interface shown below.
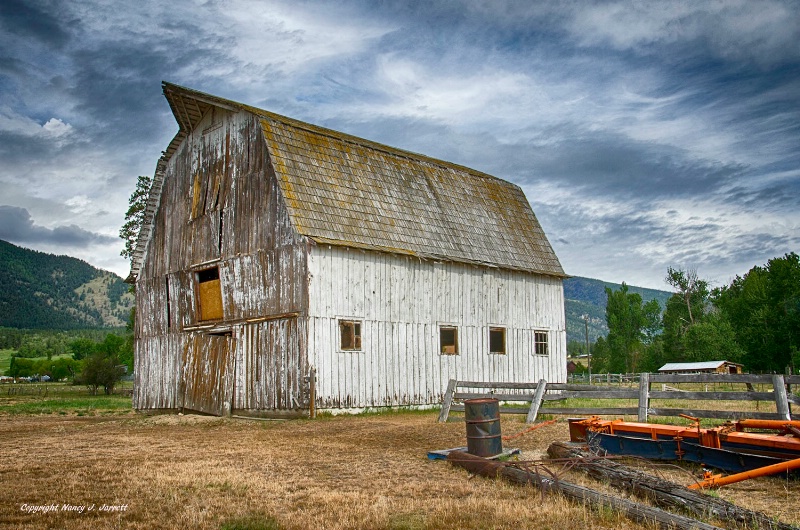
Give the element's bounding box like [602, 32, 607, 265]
[182, 333, 235, 416]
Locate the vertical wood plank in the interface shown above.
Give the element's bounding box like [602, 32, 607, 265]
[526, 379, 548, 424]
[773, 374, 791, 421]
[438, 378, 458, 422]
[638, 372, 651, 422]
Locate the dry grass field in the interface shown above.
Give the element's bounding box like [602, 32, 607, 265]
[1, 405, 799, 530]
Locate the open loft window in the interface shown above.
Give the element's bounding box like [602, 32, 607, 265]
[489, 327, 506, 355]
[339, 320, 362, 351]
[197, 266, 223, 322]
[534, 330, 549, 356]
[439, 326, 459, 355]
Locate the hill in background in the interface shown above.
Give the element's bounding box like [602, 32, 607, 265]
[0, 239, 671, 341]
[564, 276, 672, 344]
[0, 240, 133, 329]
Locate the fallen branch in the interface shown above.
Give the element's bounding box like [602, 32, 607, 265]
[447, 450, 721, 530]
[547, 441, 797, 530]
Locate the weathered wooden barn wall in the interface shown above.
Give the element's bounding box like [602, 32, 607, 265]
[232, 318, 309, 413]
[182, 333, 235, 416]
[134, 106, 310, 413]
[132, 333, 184, 410]
[307, 245, 567, 409]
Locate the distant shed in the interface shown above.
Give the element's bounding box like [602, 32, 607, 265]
[128, 82, 568, 417]
[658, 361, 744, 375]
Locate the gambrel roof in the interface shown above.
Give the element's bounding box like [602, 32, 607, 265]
[128, 82, 565, 281]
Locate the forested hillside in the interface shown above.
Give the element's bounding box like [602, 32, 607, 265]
[564, 277, 671, 343]
[0, 240, 133, 329]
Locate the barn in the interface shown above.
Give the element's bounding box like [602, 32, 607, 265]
[658, 361, 744, 375]
[128, 82, 568, 417]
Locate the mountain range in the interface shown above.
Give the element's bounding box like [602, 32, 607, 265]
[563, 276, 672, 343]
[0, 239, 672, 340]
[0, 240, 133, 329]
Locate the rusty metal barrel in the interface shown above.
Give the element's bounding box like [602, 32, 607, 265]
[464, 398, 502, 457]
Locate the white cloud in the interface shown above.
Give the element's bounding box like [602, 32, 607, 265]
[223, 0, 392, 71]
[41, 117, 73, 138]
[0, 108, 74, 140]
[64, 195, 92, 212]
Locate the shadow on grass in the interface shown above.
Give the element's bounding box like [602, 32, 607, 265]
[219, 513, 281, 530]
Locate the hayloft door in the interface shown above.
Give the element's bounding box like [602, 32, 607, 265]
[182, 333, 235, 416]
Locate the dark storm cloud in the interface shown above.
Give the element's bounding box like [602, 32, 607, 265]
[725, 179, 800, 212]
[0, 0, 70, 48]
[525, 132, 748, 200]
[0, 205, 116, 247]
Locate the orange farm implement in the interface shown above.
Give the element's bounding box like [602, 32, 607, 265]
[569, 416, 800, 480]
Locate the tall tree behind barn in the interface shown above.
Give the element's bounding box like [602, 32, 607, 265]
[127, 82, 568, 417]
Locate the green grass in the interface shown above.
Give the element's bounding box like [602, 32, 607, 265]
[0, 382, 133, 415]
[0, 349, 14, 375]
[0, 395, 132, 415]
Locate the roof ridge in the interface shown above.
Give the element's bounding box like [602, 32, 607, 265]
[161, 81, 517, 189]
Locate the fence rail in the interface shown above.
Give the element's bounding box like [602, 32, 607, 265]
[3, 382, 134, 397]
[438, 373, 800, 423]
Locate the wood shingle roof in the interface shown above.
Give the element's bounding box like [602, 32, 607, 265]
[129, 82, 566, 280]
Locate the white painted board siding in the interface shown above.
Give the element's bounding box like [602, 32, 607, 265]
[307, 245, 566, 409]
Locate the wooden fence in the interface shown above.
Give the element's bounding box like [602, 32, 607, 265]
[438, 373, 800, 423]
[3, 382, 134, 397]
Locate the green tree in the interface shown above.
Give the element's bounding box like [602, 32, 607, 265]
[665, 268, 708, 325]
[78, 351, 125, 395]
[69, 338, 97, 361]
[604, 284, 658, 373]
[639, 337, 666, 373]
[119, 175, 153, 262]
[8, 356, 34, 378]
[681, 312, 744, 363]
[714, 253, 800, 372]
[662, 267, 741, 364]
[589, 336, 611, 373]
[47, 357, 81, 381]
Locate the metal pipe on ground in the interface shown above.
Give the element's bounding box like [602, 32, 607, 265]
[688, 456, 800, 490]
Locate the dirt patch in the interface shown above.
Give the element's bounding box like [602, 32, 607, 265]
[0, 412, 796, 529]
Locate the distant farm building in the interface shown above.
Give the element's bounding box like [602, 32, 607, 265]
[128, 82, 568, 417]
[567, 360, 579, 374]
[658, 361, 744, 375]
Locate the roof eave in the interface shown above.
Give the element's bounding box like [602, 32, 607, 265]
[309, 236, 568, 278]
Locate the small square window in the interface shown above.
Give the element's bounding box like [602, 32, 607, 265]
[440, 326, 458, 355]
[489, 327, 506, 355]
[339, 320, 362, 351]
[196, 266, 223, 322]
[534, 330, 549, 356]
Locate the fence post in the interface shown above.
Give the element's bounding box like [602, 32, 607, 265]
[526, 379, 547, 424]
[438, 379, 458, 423]
[772, 374, 791, 421]
[638, 372, 650, 422]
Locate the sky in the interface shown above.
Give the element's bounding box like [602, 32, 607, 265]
[0, 0, 798, 291]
